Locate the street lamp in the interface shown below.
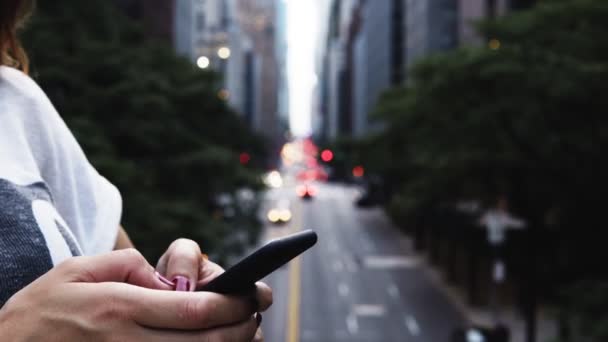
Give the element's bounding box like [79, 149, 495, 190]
[197, 56, 210, 69]
[217, 47, 231, 59]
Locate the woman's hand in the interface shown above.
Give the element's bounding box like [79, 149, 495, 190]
[0, 249, 272, 341]
[155, 238, 224, 291]
[156, 239, 270, 341]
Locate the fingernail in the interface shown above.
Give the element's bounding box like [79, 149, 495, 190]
[155, 272, 175, 287]
[173, 276, 190, 292]
[255, 313, 263, 327]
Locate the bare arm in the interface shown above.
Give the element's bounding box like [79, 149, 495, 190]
[114, 225, 135, 250]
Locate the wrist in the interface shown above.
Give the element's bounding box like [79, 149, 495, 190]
[0, 305, 18, 340]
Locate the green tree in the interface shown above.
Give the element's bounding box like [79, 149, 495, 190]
[21, 0, 268, 262]
[362, 0, 608, 339]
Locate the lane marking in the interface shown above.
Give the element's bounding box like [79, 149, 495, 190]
[387, 284, 400, 299]
[363, 255, 422, 269]
[405, 315, 421, 336]
[287, 201, 303, 342]
[338, 283, 350, 297]
[352, 304, 386, 317]
[287, 256, 301, 342]
[346, 314, 359, 335]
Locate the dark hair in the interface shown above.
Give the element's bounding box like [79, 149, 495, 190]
[0, 0, 33, 73]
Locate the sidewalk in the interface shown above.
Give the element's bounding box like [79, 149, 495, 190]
[419, 250, 559, 342]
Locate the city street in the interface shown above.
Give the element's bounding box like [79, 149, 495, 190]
[3, 1, 602, 341]
[260, 182, 465, 342]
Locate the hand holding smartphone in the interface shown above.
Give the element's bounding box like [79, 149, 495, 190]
[199, 230, 318, 294]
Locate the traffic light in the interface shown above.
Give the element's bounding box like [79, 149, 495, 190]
[352, 165, 365, 178]
[240, 152, 251, 165]
[321, 149, 334, 162]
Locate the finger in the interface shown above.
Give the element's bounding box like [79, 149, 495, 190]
[196, 260, 225, 288]
[165, 239, 202, 291]
[137, 315, 259, 342]
[254, 282, 273, 312]
[58, 249, 173, 290]
[122, 286, 258, 330]
[155, 252, 169, 276]
[253, 327, 264, 342]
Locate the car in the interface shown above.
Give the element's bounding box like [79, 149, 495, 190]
[267, 199, 292, 225]
[296, 184, 317, 200]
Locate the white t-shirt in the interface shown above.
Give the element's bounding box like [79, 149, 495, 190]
[0, 66, 122, 306]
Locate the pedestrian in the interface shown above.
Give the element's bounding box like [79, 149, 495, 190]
[0, 1, 270, 340]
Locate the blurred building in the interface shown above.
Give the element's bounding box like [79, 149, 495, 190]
[275, 0, 290, 139]
[232, 0, 280, 148]
[314, 0, 537, 142]
[171, 0, 281, 162]
[405, 0, 458, 67]
[233, 0, 279, 135]
[174, 0, 229, 64]
[173, 0, 196, 59]
[316, 0, 405, 141]
[353, 0, 405, 137]
[111, 0, 281, 166]
[316, 0, 357, 140]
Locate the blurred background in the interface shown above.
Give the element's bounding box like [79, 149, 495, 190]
[21, 0, 607, 341]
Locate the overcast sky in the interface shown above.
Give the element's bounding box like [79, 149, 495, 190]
[286, 0, 324, 137]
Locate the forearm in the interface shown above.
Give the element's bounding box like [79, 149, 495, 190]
[114, 226, 135, 250]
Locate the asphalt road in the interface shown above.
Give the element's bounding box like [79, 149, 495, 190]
[260, 182, 464, 342]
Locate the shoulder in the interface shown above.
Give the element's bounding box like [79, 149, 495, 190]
[0, 65, 49, 105]
[0, 65, 65, 136]
[0, 65, 70, 181]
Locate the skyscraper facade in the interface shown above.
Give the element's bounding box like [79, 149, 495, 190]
[405, 0, 458, 67]
[314, 0, 537, 142]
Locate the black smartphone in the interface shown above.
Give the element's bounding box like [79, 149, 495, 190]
[198, 230, 318, 294]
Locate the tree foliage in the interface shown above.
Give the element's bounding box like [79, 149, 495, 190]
[361, 0, 608, 338]
[21, 0, 268, 262]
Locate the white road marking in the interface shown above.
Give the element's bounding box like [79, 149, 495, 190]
[363, 255, 421, 269]
[346, 314, 359, 335]
[352, 304, 386, 317]
[405, 315, 421, 336]
[387, 284, 400, 298]
[338, 283, 350, 297]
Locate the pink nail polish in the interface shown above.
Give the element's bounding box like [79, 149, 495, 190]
[173, 276, 190, 291]
[155, 272, 175, 287]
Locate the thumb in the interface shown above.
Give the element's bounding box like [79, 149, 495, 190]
[57, 249, 174, 290]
